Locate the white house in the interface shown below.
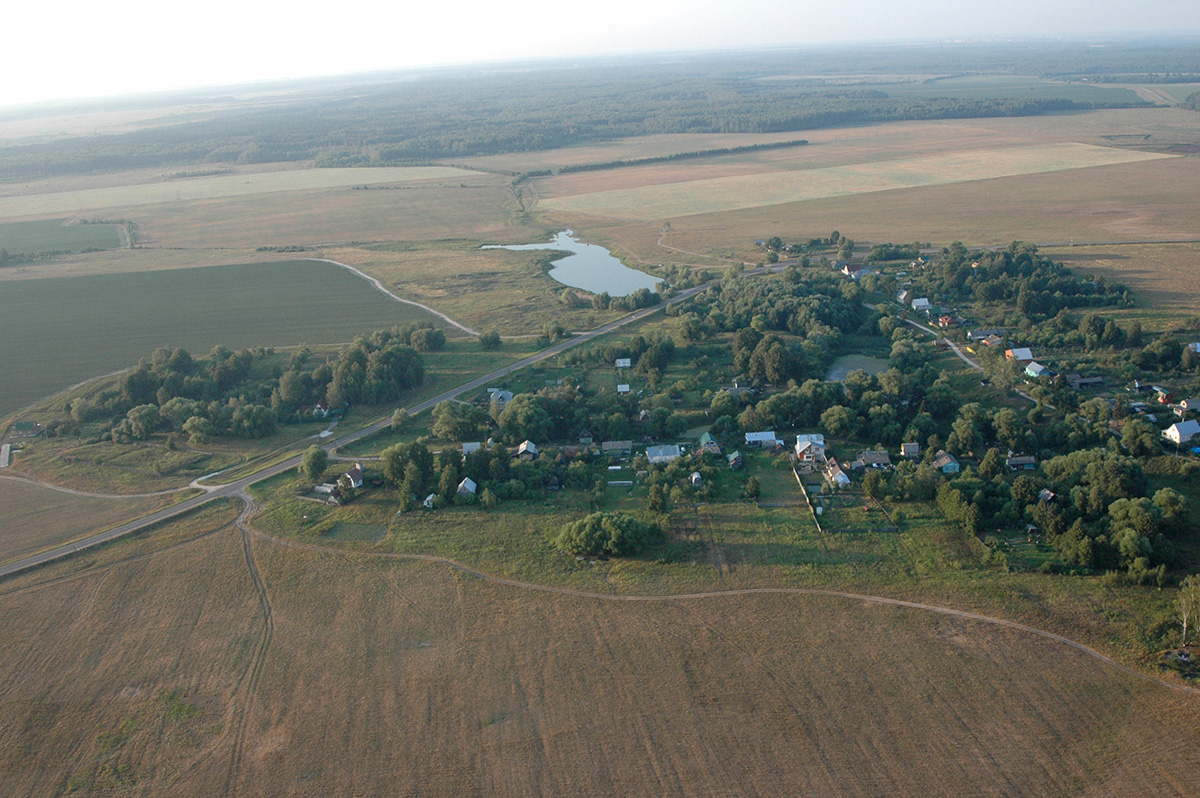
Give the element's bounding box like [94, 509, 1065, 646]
[423, 493, 437, 509]
[794, 433, 827, 463]
[912, 298, 931, 312]
[343, 463, 364, 489]
[689, 471, 703, 488]
[1164, 420, 1200, 445]
[745, 430, 780, 448]
[617, 384, 631, 395]
[615, 358, 632, 369]
[647, 444, 682, 464]
[457, 477, 477, 496]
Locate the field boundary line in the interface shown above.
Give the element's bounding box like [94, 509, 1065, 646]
[247, 528, 1200, 697]
[303, 258, 480, 336]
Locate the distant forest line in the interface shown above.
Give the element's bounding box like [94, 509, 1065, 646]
[3, 40, 1198, 181]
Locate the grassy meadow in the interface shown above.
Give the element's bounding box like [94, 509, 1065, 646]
[0, 218, 122, 254]
[1042, 243, 1200, 319]
[0, 259, 445, 416]
[1, 501, 1197, 797]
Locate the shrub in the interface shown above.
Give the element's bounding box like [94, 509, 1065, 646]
[552, 512, 661, 557]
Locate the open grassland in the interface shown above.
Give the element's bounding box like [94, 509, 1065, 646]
[0, 477, 168, 562]
[539, 143, 1173, 220]
[454, 131, 813, 173]
[877, 74, 1144, 104]
[0, 218, 121, 254]
[318, 245, 626, 335]
[1042, 243, 1200, 320]
[1, 503, 1197, 797]
[0, 166, 482, 220]
[0, 260, 443, 416]
[130, 174, 520, 250]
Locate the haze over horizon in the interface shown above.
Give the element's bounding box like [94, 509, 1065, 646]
[5, 0, 1199, 110]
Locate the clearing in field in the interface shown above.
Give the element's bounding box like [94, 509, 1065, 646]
[0, 218, 123, 254]
[1, 510, 1198, 797]
[0, 166, 481, 220]
[540, 143, 1173, 220]
[0, 259, 444, 416]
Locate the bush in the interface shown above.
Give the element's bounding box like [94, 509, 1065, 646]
[551, 512, 662, 557]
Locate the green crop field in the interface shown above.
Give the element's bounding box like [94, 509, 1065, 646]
[0, 218, 122, 255]
[0, 260, 444, 416]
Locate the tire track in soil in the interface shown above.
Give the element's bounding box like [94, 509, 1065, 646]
[223, 496, 274, 797]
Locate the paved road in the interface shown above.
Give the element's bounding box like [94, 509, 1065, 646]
[0, 279, 726, 580]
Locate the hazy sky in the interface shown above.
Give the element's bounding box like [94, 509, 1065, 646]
[4, 0, 1197, 108]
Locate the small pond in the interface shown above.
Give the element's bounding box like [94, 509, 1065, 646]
[825, 354, 890, 382]
[482, 230, 661, 297]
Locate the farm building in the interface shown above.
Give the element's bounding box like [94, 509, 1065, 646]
[647, 444, 682, 464]
[602, 440, 633, 456]
[932, 450, 960, 474]
[699, 432, 721, 454]
[617, 384, 631, 395]
[1164, 420, 1200, 445]
[615, 358, 631, 369]
[1066, 374, 1104, 391]
[745, 430, 781, 448]
[457, 477, 477, 496]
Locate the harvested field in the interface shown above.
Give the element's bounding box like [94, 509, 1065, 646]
[0, 260, 443, 416]
[540, 143, 1173, 220]
[0, 477, 167, 562]
[0, 166, 481, 220]
[128, 175, 518, 250]
[1, 516, 1198, 797]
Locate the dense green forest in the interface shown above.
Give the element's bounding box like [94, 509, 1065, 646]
[6, 39, 1198, 181]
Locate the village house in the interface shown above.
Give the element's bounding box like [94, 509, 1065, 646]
[462, 441, 482, 455]
[856, 450, 892, 468]
[517, 440, 539, 460]
[727, 450, 744, 469]
[967, 328, 1005, 342]
[1164, 420, 1200, 446]
[577, 428, 594, 445]
[689, 471, 703, 488]
[615, 358, 632, 369]
[699, 432, 721, 455]
[911, 297, 932, 312]
[1006, 347, 1034, 363]
[457, 477, 477, 496]
[423, 493, 437, 509]
[647, 444, 682, 464]
[617, 384, 631, 395]
[1066, 374, 1104, 391]
[1177, 397, 1200, 414]
[981, 334, 1004, 347]
[932, 450, 960, 474]
[1039, 489, 1057, 503]
[486, 388, 514, 411]
[794, 433, 827, 463]
[825, 459, 851, 488]
[897, 289, 913, 305]
[1006, 455, 1037, 470]
[745, 430, 781, 449]
[343, 463, 364, 490]
[900, 442, 920, 459]
[1024, 362, 1051, 379]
